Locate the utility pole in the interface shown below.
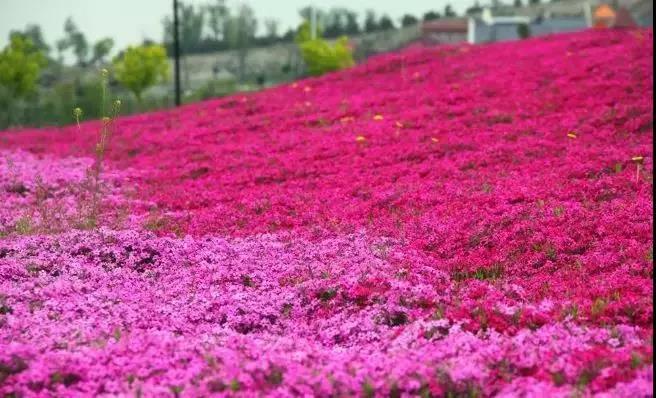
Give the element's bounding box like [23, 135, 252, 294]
[173, 0, 182, 106]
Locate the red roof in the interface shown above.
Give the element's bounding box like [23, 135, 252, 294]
[421, 18, 468, 34]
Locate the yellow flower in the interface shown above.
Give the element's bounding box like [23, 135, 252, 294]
[567, 132, 577, 139]
[373, 114, 384, 121]
[340, 116, 354, 124]
[632, 156, 644, 163]
[355, 135, 366, 142]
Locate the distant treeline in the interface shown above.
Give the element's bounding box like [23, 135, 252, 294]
[160, 1, 472, 56]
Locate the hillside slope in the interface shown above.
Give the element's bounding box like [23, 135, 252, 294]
[0, 29, 653, 396]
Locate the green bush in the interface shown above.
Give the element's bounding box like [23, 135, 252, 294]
[295, 21, 354, 76]
[0, 35, 46, 127]
[0, 36, 46, 99]
[113, 44, 168, 104]
[517, 24, 531, 39]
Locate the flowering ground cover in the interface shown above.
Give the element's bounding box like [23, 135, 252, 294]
[0, 29, 653, 397]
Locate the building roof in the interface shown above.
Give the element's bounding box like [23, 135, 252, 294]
[421, 18, 468, 34]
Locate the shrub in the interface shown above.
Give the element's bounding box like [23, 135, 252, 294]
[0, 36, 46, 99]
[295, 21, 354, 76]
[298, 36, 354, 76]
[517, 23, 531, 39]
[0, 35, 46, 126]
[112, 44, 168, 104]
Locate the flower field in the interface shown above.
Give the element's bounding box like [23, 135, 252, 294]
[0, 29, 653, 397]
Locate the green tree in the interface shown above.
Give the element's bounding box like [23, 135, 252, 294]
[322, 8, 359, 38]
[423, 10, 441, 21]
[299, 6, 327, 27]
[344, 11, 360, 35]
[364, 10, 379, 32]
[401, 14, 419, 27]
[324, 8, 346, 38]
[61, 17, 89, 66]
[206, 0, 229, 42]
[9, 25, 50, 57]
[379, 15, 395, 30]
[295, 20, 322, 44]
[466, 1, 484, 15]
[112, 45, 168, 104]
[0, 36, 46, 126]
[180, 3, 205, 52]
[90, 38, 114, 66]
[264, 19, 279, 43]
[295, 21, 353, 76]
[444, 4, 457, 17]
[225, 4, 257, 83]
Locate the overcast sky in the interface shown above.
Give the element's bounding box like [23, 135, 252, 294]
[0, 0, 479, 56]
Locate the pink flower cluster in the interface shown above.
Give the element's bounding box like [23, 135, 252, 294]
[0, 230, 652, 397]
[0, 29, 653, 396]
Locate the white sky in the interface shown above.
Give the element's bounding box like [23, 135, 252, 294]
[0, 0, 480, 57]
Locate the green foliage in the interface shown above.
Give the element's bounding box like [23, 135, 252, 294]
[379, 15, 395, 30]
[113, 45, 168, 103]
[0, 35, 46, 99]
[206, 0, 229, 41]
[224, 5, 257, 48]
[517, 23, 531, 39]
[295, 21, 321, 44]
[444, 4, 457, 17]
[296, 22, 354, 77]
[90, 38, 114, 66]
[401, 14, 419, 27]
[179, 3, 206, 51]
[322, 8, 360, 37]
[9, 25, 50, 57]
[60, 17, 89, 66]
[364, 10, 379, 32]
[423, 10, 441, 21]
[227, 5, 257, 73]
